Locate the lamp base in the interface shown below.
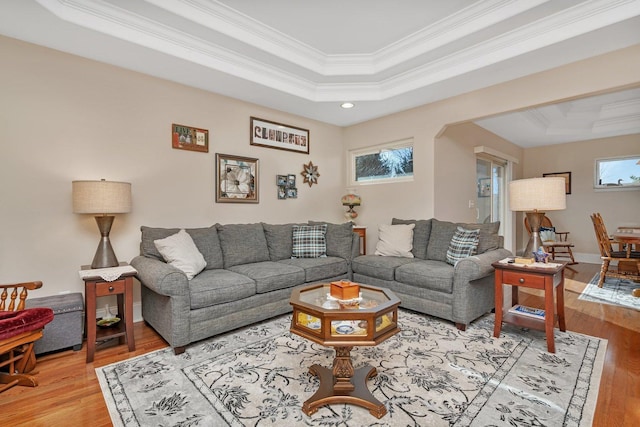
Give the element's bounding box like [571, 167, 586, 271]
[524, 211, 545, 259]
[91, 215, 119, 269]
[344, 206, 358, 223]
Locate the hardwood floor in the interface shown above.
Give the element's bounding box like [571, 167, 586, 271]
[1, 263, 638, 426]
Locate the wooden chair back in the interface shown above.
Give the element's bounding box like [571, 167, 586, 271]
[0, 281, 42, 312]
[590, 213, 613, 257]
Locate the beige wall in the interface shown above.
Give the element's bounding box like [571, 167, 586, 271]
[523, 134, 640, 262]
[0, 36, 345, 311]
[343, 44, 640, 254]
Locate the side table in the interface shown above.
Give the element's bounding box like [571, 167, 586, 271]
[81, 264, 136, 363]
[353, 226, 367, 255]
[492, 260, 566, 353]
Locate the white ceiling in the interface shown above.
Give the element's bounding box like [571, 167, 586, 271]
[1, 0, 640, 147]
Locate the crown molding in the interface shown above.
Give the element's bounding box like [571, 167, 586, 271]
[36, 0, 640, 102]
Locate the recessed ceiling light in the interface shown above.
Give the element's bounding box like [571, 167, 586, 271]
[341, 102, 355, 109]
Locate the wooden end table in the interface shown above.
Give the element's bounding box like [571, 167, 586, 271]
[81, 264, 136, 363]
[492, 260, 566, 353]
[289, 283, 400, 418]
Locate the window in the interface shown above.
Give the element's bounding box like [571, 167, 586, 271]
[594, 155, 640, 189]
[349, 139, 413, 185]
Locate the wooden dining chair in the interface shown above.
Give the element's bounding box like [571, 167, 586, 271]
[590, 213, 640, 287]
[524, 215, 577, 265]
[0, 281, 54, 393]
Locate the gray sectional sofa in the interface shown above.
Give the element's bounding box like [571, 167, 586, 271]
[352, 218, 512, 331]
[131, 222, 358, 354]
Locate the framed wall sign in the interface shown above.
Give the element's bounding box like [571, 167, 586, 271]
[215, 153, 259, 203]
[172, 123, 208, 152]
[250, 117, 309, 154]
[543, 171, 571, 194]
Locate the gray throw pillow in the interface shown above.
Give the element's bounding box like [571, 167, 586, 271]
[391, 218, 432, 259]
[426, 219, 459, 262]
[140, 225, 223, 269]
[217, 223, 270, 268]
[262, 223, 300, 261]
[458, 221, 501, 253]
[308, 221, 354, 259]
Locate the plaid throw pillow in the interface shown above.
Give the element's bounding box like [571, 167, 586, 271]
[292, 224, 327, 258]
[446, 226, 480, 266]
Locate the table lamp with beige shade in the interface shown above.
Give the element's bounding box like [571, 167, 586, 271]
[509, 177, 566, 259]
[72, 179, 132, 269]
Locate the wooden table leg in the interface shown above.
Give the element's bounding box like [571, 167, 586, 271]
[544, 277, 555, 353]
[85, 282, 96, 363]
[557, 281, 566, 332]
[124, 277, 135, 351]
[493, 272, 503, 338]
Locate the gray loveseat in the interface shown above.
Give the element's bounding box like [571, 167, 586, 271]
[352, 218, 512, 331]
[131, 222, 359, 354]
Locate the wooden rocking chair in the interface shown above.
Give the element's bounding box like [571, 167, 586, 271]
[0, 281, 54, 393]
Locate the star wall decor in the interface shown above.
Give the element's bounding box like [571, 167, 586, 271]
[301, 161, 320, 187]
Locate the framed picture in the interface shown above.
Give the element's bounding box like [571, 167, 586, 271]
[478, 178, 491, 197]
[287, 187, 298, 199]
[543, 171, 571, 194]
[276, 175, 287, 186]
[172, 123, 208, 152]
[250, 117, 309, 154]
[277, 186, 287, 199]
[215, 153, 259, 203]
[287, 174, 296, 188]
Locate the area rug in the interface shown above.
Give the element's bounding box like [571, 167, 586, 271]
[578, 273, 640, 310]
[97, 310, 606, 427]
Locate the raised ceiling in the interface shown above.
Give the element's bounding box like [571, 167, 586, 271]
[1, 0, 640, 146]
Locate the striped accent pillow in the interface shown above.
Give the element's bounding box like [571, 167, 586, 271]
[292, 224, 327, 258]
[446, 226, 480, 266]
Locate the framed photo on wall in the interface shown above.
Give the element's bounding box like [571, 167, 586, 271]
[543, 171, 571, 194]
[250, 117, 309, 154]
[172, 123, 208, 152]
[215, 153, 259, 203]
[478, 178, 491, 197]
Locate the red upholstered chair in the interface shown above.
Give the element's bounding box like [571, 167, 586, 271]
[0, 281, 54, 393]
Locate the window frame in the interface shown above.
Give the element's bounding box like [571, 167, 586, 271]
[594, 155, 640, 191]
[348, 138, 414, 187]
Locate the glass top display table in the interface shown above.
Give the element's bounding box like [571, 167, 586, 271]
[289, 282, 400, 418]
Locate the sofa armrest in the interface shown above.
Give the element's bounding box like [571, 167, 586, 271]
[454, 248, 513, 282]
[130, 255, 189, 297]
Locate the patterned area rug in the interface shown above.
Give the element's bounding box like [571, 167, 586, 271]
[97, 310, 606, 427]
[578, 274, 640, 310]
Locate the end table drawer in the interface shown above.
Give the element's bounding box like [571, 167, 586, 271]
[95, 280, 125, 296]
[501, 270, 545, 288]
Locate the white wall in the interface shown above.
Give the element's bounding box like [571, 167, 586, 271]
[0, 36, 345, 314]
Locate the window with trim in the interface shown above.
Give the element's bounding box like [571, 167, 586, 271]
[594, 155, 640, 189]
[349, 139, 413, 185]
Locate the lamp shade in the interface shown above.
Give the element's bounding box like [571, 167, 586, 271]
[72, 180, 132, 214]
[509, 177, 566, 212]
[341, 193, 361, 206]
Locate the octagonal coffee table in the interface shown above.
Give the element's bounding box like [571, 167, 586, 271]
[289, 283, 400, 418]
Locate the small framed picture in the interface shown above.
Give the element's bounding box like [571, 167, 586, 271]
[287, 174, 296, 188]
[287, 187, 298, 199]
[543, 171, 571, 194]
[250, 117, 309, 154]
[277, 186, 287, 199]
[478, 178, 491, 197]
[172, 123, 208, 153]
[276, 175, 287, 186]
[215, 153, 259, 203]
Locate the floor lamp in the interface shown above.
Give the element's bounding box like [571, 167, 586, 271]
[72, 179, 132, 269]
[509, 177, 566, 259]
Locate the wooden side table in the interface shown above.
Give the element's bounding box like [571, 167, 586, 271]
[492, 260, 566, 353]
[81, 265, 136, 363]
[353, 226, 367, 255]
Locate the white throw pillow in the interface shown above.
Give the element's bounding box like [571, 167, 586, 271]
[154, 229, 206, 280]
[374, 224, 415, 258]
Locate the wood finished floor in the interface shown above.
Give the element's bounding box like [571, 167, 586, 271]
[1, 262, 638, 426]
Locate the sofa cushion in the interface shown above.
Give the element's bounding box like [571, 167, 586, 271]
[263, 223, 298, 261]
[395, 260, 455, 293]
[308, 221, 354, 260]
[426, 219, 458, 262]
[228, 261, 305, 293]
[458, 221, 501, 253]
[189, 269, 256, 310]
[391, 218, 432, 259]
[292, 224, 327, 258]
[153, 229, 207, 280]
[351, 254, 416, 281]
[374, 224, 415, 257]
[217, 223, 270, 268]
[446, 227, 480, 266]
[279, 257, 348, 282]
[140, 226, 223, 270]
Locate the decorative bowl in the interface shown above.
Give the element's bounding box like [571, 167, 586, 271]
[97, 317, 121, 328]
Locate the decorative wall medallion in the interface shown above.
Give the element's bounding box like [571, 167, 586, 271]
[301, 161, 320, 187]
